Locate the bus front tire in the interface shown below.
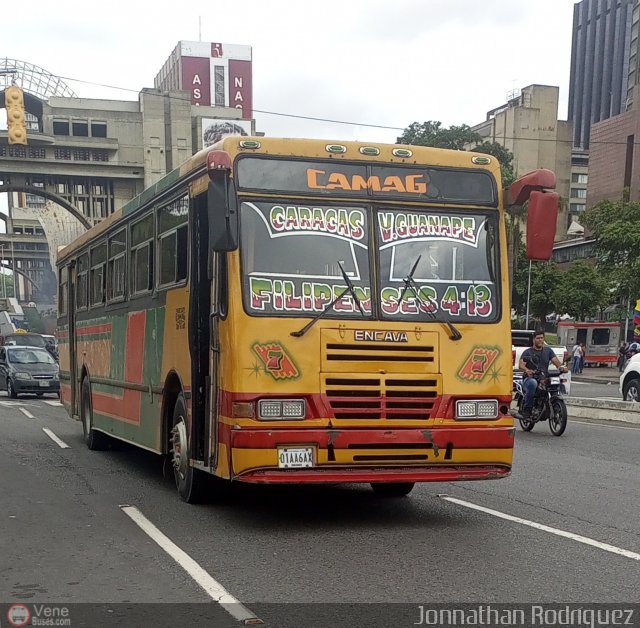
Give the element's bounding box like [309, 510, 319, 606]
[81, 377, 109, 450]
[171, 393, 205, 503]
[370, 482, 415, 497]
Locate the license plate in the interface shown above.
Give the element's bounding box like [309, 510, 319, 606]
[39, 380, 50, 387]
[278, 446, 314, 469]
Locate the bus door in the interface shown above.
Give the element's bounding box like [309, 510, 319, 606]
[208, 252, 223, 469]
[66, 261, 79, 417]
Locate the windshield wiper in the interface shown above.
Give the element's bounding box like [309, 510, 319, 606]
[337, 261, 365, 316]
[399, 256, 462, 341]
[291, 261, 366, 338]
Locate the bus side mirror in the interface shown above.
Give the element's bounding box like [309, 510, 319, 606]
[208, 176, 238, 252]
[526, 191, 559, 261]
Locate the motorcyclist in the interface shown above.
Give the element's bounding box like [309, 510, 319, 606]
[517, 329, 568, 420]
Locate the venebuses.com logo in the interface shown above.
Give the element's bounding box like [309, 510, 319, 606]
[7, 604, 30, 627]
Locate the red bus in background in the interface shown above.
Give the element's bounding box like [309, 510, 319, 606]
[557, 321, 621, 366]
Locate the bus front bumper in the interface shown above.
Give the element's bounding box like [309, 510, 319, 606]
[228, 425, 514, 484]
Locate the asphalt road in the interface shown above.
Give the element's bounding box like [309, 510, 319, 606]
[1, 393, 638, 627]
[568, 380, 621, 400]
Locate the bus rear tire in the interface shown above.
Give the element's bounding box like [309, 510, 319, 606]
[370, 482, 415, 497]
[171, 393, 205, 503]
[81, 377, 109, 450]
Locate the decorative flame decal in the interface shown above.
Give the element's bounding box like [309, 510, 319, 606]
[457, 346, 501, 382]
[252, 342, 300, 380]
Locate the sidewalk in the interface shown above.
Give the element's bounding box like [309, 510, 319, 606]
[570, 365, 620, 385]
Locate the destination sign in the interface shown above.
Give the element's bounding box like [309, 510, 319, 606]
[235, 157, 497, 205]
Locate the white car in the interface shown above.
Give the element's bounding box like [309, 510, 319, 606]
[619, 353, 640, 401]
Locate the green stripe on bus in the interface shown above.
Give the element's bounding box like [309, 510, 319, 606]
[144, 307, 165, 387]
[110, 315, 127, 381]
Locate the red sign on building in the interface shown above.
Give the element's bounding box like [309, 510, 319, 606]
[181, 56, 211, 106]
[229, 59, 253, 119]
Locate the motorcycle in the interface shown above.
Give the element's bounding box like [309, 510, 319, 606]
[512, 367, 568, 436]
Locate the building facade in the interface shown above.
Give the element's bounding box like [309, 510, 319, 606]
[471, 84, 572, 240]
[154, 41, 252, 119]
[568, 0, 634, 151]
[586, 86, 640, 205]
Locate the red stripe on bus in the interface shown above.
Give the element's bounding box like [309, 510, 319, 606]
[125, 311, 146, 383]
[89, 312, 146, 425]
[92, 389, 142, 424]
[76, 323, 112, 336]
[237, 466, 511, 484]
[218, 391, 513, 423]
[227, 425, 515, 450]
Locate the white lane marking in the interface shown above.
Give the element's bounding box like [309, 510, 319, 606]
[19, 408, 35, 419]
[570, 419, 640, 430]
[441, 496, 640, 561]
[0, 400, 24, 406]
[120, 505, 262, 624]
[42, 428, 70, 449]
[42, 400, 63, 407]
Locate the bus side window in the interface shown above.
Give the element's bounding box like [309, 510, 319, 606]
[90, 243, 107, 306]
[157, 195, 189, 288]
[58, 266, 68, 316]
[130, 213, 155, 295]
[77, 254, 89, 310]
[107, 229, 127, 302]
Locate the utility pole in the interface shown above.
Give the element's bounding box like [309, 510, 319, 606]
[525, 260, 532, 329]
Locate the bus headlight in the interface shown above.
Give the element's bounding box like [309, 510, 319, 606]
[455, 399, 499, 420]
[258, 399, 306, 420]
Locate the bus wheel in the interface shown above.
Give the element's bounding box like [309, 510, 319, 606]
[370, 482, 415, 497]
[170, 393, 204, 503]
[81, 377, 108, 450]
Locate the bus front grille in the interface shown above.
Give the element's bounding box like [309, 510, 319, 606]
[321, 329, 439, 374]
[325, 343, 435, 363]
[322, 375, 440, 420]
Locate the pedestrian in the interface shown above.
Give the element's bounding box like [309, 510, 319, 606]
[618, 341, 628, 372]
[571, 342, 582, 374]
[579, 342, 586, 372]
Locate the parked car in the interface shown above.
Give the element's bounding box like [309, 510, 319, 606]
[0, 345, 60, 398]
[619, 353, 640, 401]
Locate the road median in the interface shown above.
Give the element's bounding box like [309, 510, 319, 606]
[566, 397, 640, 425]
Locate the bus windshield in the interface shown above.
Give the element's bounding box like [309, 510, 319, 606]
[240, 201, 499, 322]
[377, 209, 499, 323]
[241, 200, 373, 318]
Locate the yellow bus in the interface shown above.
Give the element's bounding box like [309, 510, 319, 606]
[56, 137, 558, 502]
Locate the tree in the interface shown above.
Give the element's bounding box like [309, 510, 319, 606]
[582, 199, 640, 301]
[512, 255, 563, 323]
[0, 272, 15, 298]
[554, 261, 609, 321]
[397, 121, 482, 150]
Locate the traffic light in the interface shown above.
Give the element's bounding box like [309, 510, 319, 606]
[5, 85, 27, 145]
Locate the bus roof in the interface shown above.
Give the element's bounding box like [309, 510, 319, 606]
[57, 136, 503, 265]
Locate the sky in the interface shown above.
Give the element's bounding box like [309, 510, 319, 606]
[3, 0, 579, 144]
